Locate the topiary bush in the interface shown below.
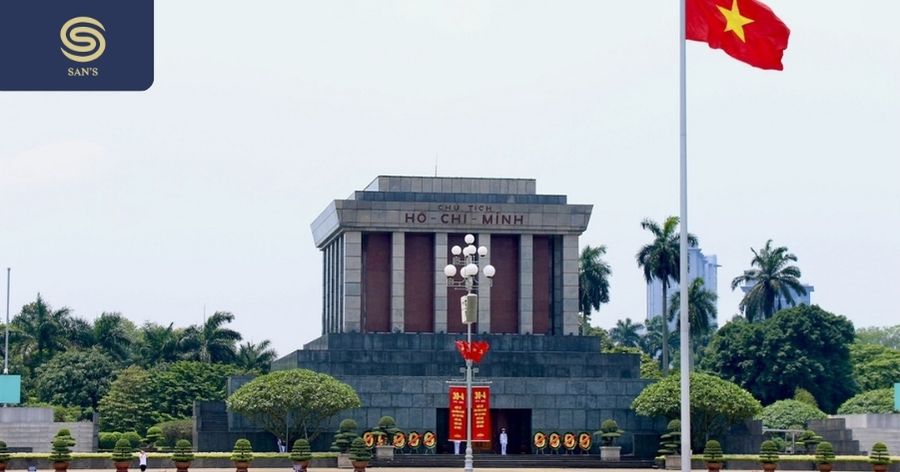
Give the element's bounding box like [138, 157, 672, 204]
[230, 439, 254, 463]
[756, 400, 827, 429]
[172, 439, 194, 463]
[798, 430, 823, 454]
[99, 432, 122, 451]
[371, 416, 400, 446]
[869, 442, 891, 466]
[658, 420, 681, 456]
[49, 436, 72, 463]
[122, 432, 141, 450]
[330, 418, 359, 453]
[290, 439, 312, 462]
[145, 426, 164, 450]
[837, 388, 897, 414]
[759, 440, 780, 464]
[597, 419, 623, 446]
[55, 429, 76, 448]
[349, 437, 371, 462]
[703, 440, 723, 463]
[815, 442, 835, 465]
[155, 420, 193, 448]
[112, 439, 134, 462]
[0, 440, 10, 463]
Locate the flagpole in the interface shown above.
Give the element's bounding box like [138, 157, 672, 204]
[678, 0, 692, 470]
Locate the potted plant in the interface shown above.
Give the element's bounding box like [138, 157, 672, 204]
[290, 439, 312, 472]
[49, 435, 73, 472]
[659, 420, 681, 470]
[703, 440, 724, 472]
[371, 416, 399, 460]
[597, 419, 623, 461]
[0, 440, 11, 472]
[798, 430, 822, 454]
[145, 427, 164, 452]
[869, 442, 891, 472]
[759, 440, 779, 472]
[172, 439, 195, 472]
[330, 419, 359, 469]
[231, 439, 254, 472]
[815, 442, 835, 472]
[111, 439, 134, 472]
[349, 438, 371, 472]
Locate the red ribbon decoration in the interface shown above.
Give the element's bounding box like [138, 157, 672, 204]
[455, 340, 490, 363]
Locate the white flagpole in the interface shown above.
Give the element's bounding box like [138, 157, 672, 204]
[678, 0, 692, 470]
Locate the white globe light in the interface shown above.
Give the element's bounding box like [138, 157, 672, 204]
[459, 266, 470, 277]
[463, 245, 475, 256]
[477, 246, 488, 257]
[451, 245, 462, 256]
[483, 264, 496, 278]
[464, 234, 475, 244]
[465, 263, 479, 276]
[444, 265, 457, 277]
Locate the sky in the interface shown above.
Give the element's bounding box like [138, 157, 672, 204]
[1, 0, 898, 358]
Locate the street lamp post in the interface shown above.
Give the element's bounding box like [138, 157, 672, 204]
[444, 234, 495, 472]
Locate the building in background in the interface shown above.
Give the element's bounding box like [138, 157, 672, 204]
[737, 275, 814, 310]
[645, 246, 718, 322]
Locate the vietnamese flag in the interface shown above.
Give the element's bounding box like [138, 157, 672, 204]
[687, 0, 790, 70]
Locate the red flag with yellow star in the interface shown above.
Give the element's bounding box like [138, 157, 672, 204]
[687, 0, 790, 70]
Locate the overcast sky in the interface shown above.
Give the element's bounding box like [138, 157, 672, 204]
[1, 0, 898, 358]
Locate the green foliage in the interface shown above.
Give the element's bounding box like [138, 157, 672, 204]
[371, 416, 400, 445]
[668, 278, 718, 364]
[154, 419, 194, 448]
[598, 419, 623, 446]
[290, 439, 312, 462]
[0, 440, 10, 463]
[632, 372, 762, 449]
[815, 442, 835, 465]
[756, 400, 827, 429]
[180, 311, 243, 363]
[869, 443, 891, 465]
[99, 432, 122, 451]
[227, 369, 361, 443]
[703, 440, 723, 463]
[111, 439, 134, 462]
[731, 240, 806, 322]
[98, 366, 156, 433]
[55, 429, 76, 448]
[603, 345, 662, 379]
[793, 388, 819, 408]
[836, 387, 897, 414]
[147, 361, 238, 422]
[34, 349, 115, 410]
[331, 418, 360, 453]
[172, 440, 194, 463]
[349, 438, 371, 462]
[49, 437, 72, 463]
[230, 439, 254, 462]
[122, 431, 142, 449]
[658, 420, 681, 456]
[797, 430, 823, 454]
[144, 426, 164, 449]
[578, 245, 612, 333]
[850, 342, 900, 392]
[701, 305, 856, 413]
[759, 440, 780, 464]
[856, 325, 900, 350]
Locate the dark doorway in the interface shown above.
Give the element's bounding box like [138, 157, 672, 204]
[436, 408, 532, 454]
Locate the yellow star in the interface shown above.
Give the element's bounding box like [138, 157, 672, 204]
[717, 0, 755, 42]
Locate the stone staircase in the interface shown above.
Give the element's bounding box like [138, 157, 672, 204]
[808, 414, 900, 455]
[372, 453, 654, 468]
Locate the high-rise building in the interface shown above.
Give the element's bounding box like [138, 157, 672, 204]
[645, 246, 718, 321]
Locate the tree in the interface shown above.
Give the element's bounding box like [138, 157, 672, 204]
[92, 312, 137, 363]
[236, 340, 278, 374]
[34, 349, 115, 411]
[856, 325, 900, 350]
[97, 366, 157, 433]
[609, 318, 644, 348]
[755, 399, 827, 429]
[604, 345, 662, 379]
[850, 342, 900, 392]
[640, 315, 680, 368]
[227, 369, 361, 442]
[668, 278, 718, 366]
[10, 294, 71, 371]
[147, 361, 239, 421]
[136, 322, 185, 367]
[180, 311, 243, 363]
[636, 216, 697, 374]
[631, 372, 761, 449]
[701, 305, 856, 413]
[730, 240, 807, 322]
[578, 245, 612, 334]
[837, 387, 897, 414]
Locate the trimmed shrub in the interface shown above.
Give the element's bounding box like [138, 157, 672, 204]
[55, 429, 76, 448]
[49, 437, 72, 463]
[837, 388, 896, 414]
[756, 400, 827, 429]
[145, 427, 163, 449]
[658, 420, 681, 456]
[290, 439, 312, 462]
[815, 442, 835, 465]
[330, 418, 359, 453]
[703, 440, 723, 463]
[0, 441, 10, 463]
[122, 431, 142, 450]
[155, 420, 193, 448]
[349, 438, 371, 462]
[870, 442, 891, 466]
[111, 439, 134, 462]
[759, 440, 780, 464]
[172, 440, 194, 463]
[230, 439, 253, 463]
[99, 432, 122, 451]
[798, 430, 823, 454]
[598, 419, 623, 446]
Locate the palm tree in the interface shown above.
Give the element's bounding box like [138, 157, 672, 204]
[609, 318, 644, 348]
[180, 311, 243, 363]
[236, 340, 278, 373]
[10, 294, 71, 371]
[578, 245, 612, 334]
[668, 278, 718, 366]
[635, 216, 697, 374]
[730, 239, 807, 322]
[136, 322, 184, 366]
[92, 312, 136, 363]
[639, 315, 680, 366]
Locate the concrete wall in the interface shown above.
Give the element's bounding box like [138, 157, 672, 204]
[0, 408, 97, 452]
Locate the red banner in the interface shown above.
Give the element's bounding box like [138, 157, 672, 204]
[447, 386, 491, 442]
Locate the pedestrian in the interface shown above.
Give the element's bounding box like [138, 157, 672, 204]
[277, 438, 286, 453]
[499, 428, 508, 455]
[453, 440, 461, 455]
[139, 449, 148, 472]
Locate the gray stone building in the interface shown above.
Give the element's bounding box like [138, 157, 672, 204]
[200, 176, 661, 456]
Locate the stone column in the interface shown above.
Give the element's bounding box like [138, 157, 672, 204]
[519, 234, 534, 334]
[562, 234, 579, 335]
[343, 231, 363, 332]
[477, 233, 491, 333]
[391, 232, 405, 332]
[434, 232, 448, 333]
[323, 243, 330, 334]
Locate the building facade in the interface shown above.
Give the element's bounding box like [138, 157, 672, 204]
[646, 246, 718, 322]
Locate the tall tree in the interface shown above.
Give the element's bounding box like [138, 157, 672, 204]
[730, 239, 807, 322]
[640, 315, 680, 368]
[10, 294, 72, 371]
[578, 245, 612, 334]
[35, 349, 115, 411]
[668, 278, 718, 366]
[236, 340, 278, 373]
[635, 216, 697, 374]
[136, 322, 184, 366]
[609, 318, 644, 348]
[180, 311, 242, 363]
[92, 312, 136, 363]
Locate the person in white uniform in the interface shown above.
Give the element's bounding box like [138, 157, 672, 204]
[499, 428, 508, 455]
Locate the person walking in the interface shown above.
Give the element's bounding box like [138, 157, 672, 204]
[139, 449, 148, 472]
[499, 428, 508, 455]
[277, 438, 286, 453]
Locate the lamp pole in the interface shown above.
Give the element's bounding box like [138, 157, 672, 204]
[444, 234, 495, 472]
[4, 267, 9, 375]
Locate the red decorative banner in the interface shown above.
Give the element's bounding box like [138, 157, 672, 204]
[455, 340, 490, 363]
[447, 386, 491, 442]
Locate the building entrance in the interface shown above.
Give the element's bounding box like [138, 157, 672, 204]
[436, 408, 532, 454]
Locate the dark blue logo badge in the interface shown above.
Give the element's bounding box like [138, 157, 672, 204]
[0, 0, 153, 91]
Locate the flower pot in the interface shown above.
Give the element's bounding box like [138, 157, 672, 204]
[337, 453, 352, 469]
[114, 461, 131, 472]
[52, 462, 69, 472]
[601, 446, 621, 461]
[351, 460, 369, 472]
[233, 460, 251, 472]
[174, 461, 192, 472]
[873, 465, 888, 472]
[292, 460, 310, 472]
[817, 464, 832, 472]
[375, 445, 394, 460]
[762, 462, 777, 472]
[706, 462, 723, 472]
[665, 455, 682, 470]
[0, 462, 7, 472]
